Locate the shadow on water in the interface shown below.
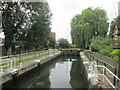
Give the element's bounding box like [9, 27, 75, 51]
[3, 55, 87, 89]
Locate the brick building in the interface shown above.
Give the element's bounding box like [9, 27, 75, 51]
[50, 32, 56, 40]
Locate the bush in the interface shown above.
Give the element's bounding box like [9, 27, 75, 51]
[90, 36, 106, 52]
[100, 44, 113, 57]
[90, 36, 113, 56]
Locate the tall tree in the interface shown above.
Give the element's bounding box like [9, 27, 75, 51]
[71, 7, 109, 49]
[2, 0, 52, 54]
[2, 2, 27, 54]
[57, 38, 69, 48]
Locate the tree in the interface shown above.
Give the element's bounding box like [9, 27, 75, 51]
[109, 20, 116, 38]
[110, 16, 120, 78]
[2, 1, 52, 54]
[23, 2, 52, 50]
[71, 7, 109, 49]
[110, 36, 120, 78]
[90, 36, 113, 56]
[109, 15, 120, 38]
[57, 38, 69, 48]
[49, 36, 56, 49]
[2, 2, 27, 54]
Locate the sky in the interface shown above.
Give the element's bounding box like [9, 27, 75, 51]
[0, 0, 120, 43]
[46, 0, 120, 43]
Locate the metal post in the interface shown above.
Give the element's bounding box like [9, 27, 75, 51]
[103, 66, 104, 75]
[104, 63, 106, 75]
[97, 59, 98, 65]
[19, 53, 21, 64]
[14, 58, 16, 69]
[10, 58, 12, 70]
[90, 54, 91, 62]
[28, 50, 29, 60]
[7, 59, 9, 71]
[113, 68, 117, 85]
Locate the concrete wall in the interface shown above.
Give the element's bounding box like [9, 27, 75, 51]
[0, 51, 62, 87]
[80, 52, 102, 88]
[80, 52, 114, 89]
[61, 49, 81, 56]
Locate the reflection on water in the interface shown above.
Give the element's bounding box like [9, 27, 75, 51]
[6, 55, 86, 88]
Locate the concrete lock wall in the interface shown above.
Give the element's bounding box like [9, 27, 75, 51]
[61, 49, 81, 55]
[80, 52, 102, 88]
[1, 50, 102, 89]
[1, 51, 62, 87]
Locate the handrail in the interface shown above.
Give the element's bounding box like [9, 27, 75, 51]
[84, 51, 120, 89]
[0, 50, 57, 73]
[84, 51, 116, 69]
[91, 62, 120, 89]
[0, 50, 48, 59]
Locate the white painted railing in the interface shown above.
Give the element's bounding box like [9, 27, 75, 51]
[90, 62, 120, 90]
[0, 50, 57, 73]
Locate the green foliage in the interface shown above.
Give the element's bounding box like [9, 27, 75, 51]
[71, 7, 108, 49]
[57, 38, 70, 48]
[109, 20, 116, 38]
[49, 36, 56, 49]
[100, 45, 113, 56]
[109, 15, 120, 38]
[116, 15, 120, 23]
[110, 49, 120, 61]
[110, 37, 120, 61]
[90, 36, 106, 52]
[69, 44, 77, 48]
[90, 36, 113, 56]
[2, 1, 52, 53]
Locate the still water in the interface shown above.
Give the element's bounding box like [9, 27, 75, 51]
[7, 55, 87, 88]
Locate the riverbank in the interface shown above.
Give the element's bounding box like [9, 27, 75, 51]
[80, 52, 113, 88]
[0, 51, 62, 87]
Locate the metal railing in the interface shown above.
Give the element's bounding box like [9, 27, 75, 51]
[84, 50, 120, 89]
[90, 62, 120, 90]
[0, 49, 57, 73]
[84, 50, 117, 74]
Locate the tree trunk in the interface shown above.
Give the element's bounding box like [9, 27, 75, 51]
[12, 46, 16, 55]
[7, 47, 12, 56]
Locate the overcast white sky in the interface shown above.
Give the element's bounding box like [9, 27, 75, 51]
[0, 0, 120, 43]
[46, 0, 120, 43]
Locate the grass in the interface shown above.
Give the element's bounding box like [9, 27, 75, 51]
[0, 50, 59, 71]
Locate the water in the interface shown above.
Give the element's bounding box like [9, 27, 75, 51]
[4, 55, 87, 88]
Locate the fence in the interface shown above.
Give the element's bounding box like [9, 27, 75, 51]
[90, 62, 120, 90]
[0, 49, 57, 73]
[84, 50, 120, 89]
